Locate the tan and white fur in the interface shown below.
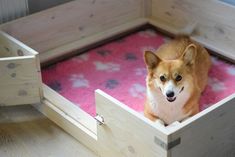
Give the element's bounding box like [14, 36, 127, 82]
[144, 36, 211, 125]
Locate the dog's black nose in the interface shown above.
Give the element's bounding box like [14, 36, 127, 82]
[166, 91, 174, 97]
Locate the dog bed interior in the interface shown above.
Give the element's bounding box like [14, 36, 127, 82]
[42, 29, 235, 117]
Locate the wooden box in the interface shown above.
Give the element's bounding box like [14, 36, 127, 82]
[1, 0, 235, 156]
[0, 31, 42, 106]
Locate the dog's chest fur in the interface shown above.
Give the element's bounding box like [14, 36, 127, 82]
[147, 88, 191, 124]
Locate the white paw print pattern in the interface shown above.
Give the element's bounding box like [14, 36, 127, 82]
[72, 54, 89, 63]
[135, 68, 146, 76]
[141, 46, 157, 53]
[93, 61, 120, 72]
[129, 83, 146, 98]
[226, 66, 235, 76]
[208, 77, 226, 92]
[70, 74, 89, 88]
[138, 29, 157, 38]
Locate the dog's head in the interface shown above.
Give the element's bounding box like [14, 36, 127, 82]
[144, 44, 196, 102]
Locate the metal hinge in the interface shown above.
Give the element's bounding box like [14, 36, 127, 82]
[154, 136, 181, 150]
[94, 114, 105, 125]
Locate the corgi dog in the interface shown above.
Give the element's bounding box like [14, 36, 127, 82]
[144, 36, 211, 125]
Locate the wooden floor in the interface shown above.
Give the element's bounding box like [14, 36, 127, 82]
[0, 105, 98, 157]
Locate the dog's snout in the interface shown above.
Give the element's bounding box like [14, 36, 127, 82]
[166, 91, 174, 97]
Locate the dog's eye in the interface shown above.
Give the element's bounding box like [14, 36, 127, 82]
[160, 75, 166, 82]
[175, 75, 182, 82]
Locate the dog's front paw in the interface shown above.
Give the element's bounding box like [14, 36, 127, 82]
[154, 119, 165, 127]
[181, 117, 191, 123]
[166, 121, 180, 131]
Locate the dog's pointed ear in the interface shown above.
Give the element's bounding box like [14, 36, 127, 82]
[144, 51, 161, 69]
[181, 44, 196, 66]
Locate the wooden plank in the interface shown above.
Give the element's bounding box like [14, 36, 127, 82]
[35, 53, 43, 101]
[150, 0, 235, 61]
[167, 94, 235, 157]
[142, 0, 152, 17]
[149, 19, 235, 63]
[0, 0, 144, 54]
[191, 35, 235, 63]
[38, 87, 173, 157]
[38, 80, 235, 157]
[39, 18, 148, 64]
[0, 56, 41, 106]
[0, 105, 98, 157]
[0, 31, 42, 106]
[37, 85, 101, 156]
[42, 84, 96, 134]
[95, 89, 170, 157]
[34, 100, 100, 156]
[0, 31, 38, 57]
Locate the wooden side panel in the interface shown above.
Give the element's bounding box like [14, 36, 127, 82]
[35, 100, 100, 155]
[0, 31, 42, 106]
[95, 89, 169, 157]
[38, 87, 171, 157]
[168, 94, 235, 157]
[38, 87, 176, 157]
[42, 84, 97, 134]
[0, 56, 41, 106]
[0, 0, 144, 55]
[36, 84, 102, 155]
[142, 0, 152, 17]
[0, 31, 38, 57]
[39, 18, 147, 64]
[151, 0, 235, 61]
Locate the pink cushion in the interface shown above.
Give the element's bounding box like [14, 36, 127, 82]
[42, 29, 235, 116]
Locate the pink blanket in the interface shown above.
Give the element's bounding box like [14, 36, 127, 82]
[42, 29, 235, 116]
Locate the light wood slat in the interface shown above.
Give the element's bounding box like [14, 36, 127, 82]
[34, 100, 100, 156]
[36, 87, 172, 157]
[168, 94, 235, 157]
[42, 84, 97, 134]
[0, 0, 144, 54]
[151, 0, 235, 61]
[0, 31, 38, 57]
[39, 18, 148, 64]
[95, 89, 170, 157]
[0, 56, 40, 106]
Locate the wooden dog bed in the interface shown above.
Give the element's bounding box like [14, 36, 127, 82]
[1, 1, 235, 157]
[42, 28, 235, 118]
